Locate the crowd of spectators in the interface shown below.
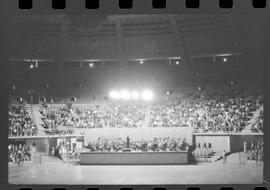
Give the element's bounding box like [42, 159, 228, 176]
[8, 143, 32, 164]
[251, 109, 263, 133]
[150, 91, 262, 133]
[86, 137, 189, 152]
[247, 141, 263, 161]
[40, 103, 146, 135]
[103, 103, 146, 128]
[36, 90, 264, 134]
[9, 105, 38, 136]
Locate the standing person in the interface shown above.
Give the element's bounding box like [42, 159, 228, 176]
[243, 141, 247, 153]
[17, 148, 23, 166]
[203, 142, 207, 149]
[51, 146, 55, 156]
[127, 136, 130, 148]
[223, 150, 227, 164]
[251, 142, 254, 151]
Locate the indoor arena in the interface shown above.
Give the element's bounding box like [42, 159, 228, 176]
[8, 13, 264, 185]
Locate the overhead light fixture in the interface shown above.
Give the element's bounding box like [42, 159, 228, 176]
[120, 90, 130, 100]
[109, 90, 120, 100]
[142, 90, 153, 101]
[131, 91, 140, 99]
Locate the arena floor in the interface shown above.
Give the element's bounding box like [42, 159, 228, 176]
[9, 152, 263, 185]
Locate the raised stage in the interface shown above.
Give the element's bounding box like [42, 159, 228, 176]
[80, 151, 188, 165]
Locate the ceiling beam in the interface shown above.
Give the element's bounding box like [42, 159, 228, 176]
[56, 15, 68, 75]
[169, 16, 191, 73]
[115, 18, 126, 72]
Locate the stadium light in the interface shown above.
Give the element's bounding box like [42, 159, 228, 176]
[142, 90, 153, 101]
[176, 61, 179, 65]
[120, 90, 130, 100]
[30, 64, 34, 69]
[109, 90, 120, 100]
[223, 57, 227, 62]
[131, 91, 140, 100]
[89, 63, 94, 67]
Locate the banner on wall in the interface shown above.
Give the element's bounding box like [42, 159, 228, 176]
[84, 127, 193, 146]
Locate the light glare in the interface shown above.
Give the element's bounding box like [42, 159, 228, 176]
[142, 90, 153, 101]
[120, 90, 130, 100]
[131, 91, 140, 99]
[109, 91, 120, 99]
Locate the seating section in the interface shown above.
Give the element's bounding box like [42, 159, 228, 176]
[251, 109, 263, 133]
[9, 105, 38, 137]
[39, 103, 146, 135]
[8, 143, 32, 163]
[8, 91, 263, 136]
[150, 92, 262, 133]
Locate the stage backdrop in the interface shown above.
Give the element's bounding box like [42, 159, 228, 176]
[84, 127, 193, 146]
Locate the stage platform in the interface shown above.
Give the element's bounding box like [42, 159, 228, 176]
[80, 151, 188, 165]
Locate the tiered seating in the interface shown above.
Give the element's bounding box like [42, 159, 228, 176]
[150, 91, 262, 133]
[251, 109, 263, 133]
[34, 90, 263, 135]
[40, 103, 146, 135]
[8, 105, 38, 137]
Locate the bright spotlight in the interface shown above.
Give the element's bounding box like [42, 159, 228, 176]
[176, 61, 179, 65]
[140, 60, 144, 64]
[109, 91, 120, 99]
[142, 90, 153, 101]
[120, 90, 130, 100]
[131, 91, 140, 99]
[223, 57, 227, 62]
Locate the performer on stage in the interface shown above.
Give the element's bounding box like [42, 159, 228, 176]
[127, 136, 130, 148]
